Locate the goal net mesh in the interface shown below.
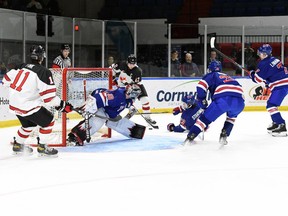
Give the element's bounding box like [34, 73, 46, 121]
[25, 67, 113, 147]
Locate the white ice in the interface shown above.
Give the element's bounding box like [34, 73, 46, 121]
[1, 111, 288, 216]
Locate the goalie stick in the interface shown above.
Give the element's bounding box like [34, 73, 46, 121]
[210, 37, 251, 75]
[72, 108, 122, 142]
[72, 108, 122, 122]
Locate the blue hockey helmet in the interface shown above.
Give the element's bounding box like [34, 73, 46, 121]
[208, 60, 222, 73]
[257, 44, 272, 56]
[182, 94, 196, 109]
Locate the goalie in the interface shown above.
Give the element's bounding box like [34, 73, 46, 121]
[67, 84, 146, 146]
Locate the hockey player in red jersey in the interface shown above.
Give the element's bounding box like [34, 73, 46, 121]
[113, 54, 158, 128]
[249, 44, 288, 136]
[2, 45, 73, 156]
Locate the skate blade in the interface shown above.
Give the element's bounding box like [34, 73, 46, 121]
[38, 153, 58, 158]
[182, 140, 196, 146]
[272, 132, 287, 137]
[12, 151, 33, 156]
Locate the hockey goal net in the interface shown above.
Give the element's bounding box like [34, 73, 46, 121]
[26, 67, 113, 147]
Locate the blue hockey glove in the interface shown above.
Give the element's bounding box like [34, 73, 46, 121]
[167, 123, 175, 132]
[249, 70, 255, 78]
[172, 106, 182, 115]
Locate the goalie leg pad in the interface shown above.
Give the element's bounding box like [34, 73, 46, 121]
[70, 119, 87, 145]
[106, 118, 146, 139]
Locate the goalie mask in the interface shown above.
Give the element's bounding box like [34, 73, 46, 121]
[208, 60, 222, 73]
[182, 94, 196, 109]
[30, 45, 46, 61]
[126, 84, 141, 100]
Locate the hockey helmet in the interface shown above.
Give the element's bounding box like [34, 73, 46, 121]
[127, 54, 137, 64]
[30, 45, 46, 61]
[257, 44, 272, 56]
[182, 94, 196, 109]
[126, 84, 141, 99]
[208, 60, 222, 73]
[61, 44, 70, 51]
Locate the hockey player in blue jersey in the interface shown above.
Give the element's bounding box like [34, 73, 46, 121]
[67, 84, 146, 146]
[183, 60, 245, 146]
[249, 44, 288, 136]
[167, 93, 203, 133]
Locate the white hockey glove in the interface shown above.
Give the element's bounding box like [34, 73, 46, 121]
[110, 63, 122, 76]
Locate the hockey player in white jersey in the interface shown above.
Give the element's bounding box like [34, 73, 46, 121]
[2, 45, 73, 156]
[112, 54, 158, 128]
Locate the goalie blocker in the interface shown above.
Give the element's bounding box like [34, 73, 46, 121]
[67, 117, 146, 146]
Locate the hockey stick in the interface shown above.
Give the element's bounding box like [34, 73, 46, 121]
[210, 37, 251, 75]
[73, 108, 121, 143]
[132, 105, 159, 129]
[72, 108, 121, 122]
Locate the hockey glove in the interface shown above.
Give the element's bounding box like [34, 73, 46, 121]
[167, 123, 175, 132]
[172, 106, 182, 115]
[249, 70, 258, 83]
[55, 100, 73, 113]
[125, 106, 137, 119]
[197, 99, 208, 110]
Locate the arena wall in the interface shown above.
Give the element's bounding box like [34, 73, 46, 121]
[1, 77, 287, 128]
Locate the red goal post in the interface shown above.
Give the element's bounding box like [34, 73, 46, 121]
[40, 67, 113, 147]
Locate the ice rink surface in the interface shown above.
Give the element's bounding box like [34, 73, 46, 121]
[1, 111, 288, 216]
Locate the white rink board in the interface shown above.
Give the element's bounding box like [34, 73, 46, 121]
[1, 76, 288, 124]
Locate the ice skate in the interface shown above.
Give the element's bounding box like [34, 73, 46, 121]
[271, 123, 287, 137]
[219, 129, 228, 148]
[37, 144, 58, 157]
[12, 139, 33, 156]
[267, 122, 278, 134]
[66, 133, 83, 146]
[183, 133, 197, 146]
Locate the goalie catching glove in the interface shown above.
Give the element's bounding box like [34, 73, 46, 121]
[55, 100, 73, 113]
